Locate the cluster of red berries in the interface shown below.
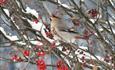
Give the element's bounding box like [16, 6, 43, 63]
[88, 9, 99, 18]
[11, 51, 69, 70]
[44, 29, 53, 39]
[56, 60, 68, 70]
[11, 55, 23, 62]
[36, 59, 46, 70]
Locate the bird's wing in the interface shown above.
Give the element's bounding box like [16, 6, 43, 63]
[53, 28, 80, 43]
[59, 31, 79, 42]
[59, 28, 79, 34]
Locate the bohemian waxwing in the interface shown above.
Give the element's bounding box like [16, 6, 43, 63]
[50, 15, 80, 42]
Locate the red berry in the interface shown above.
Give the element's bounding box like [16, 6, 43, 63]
[11, 55, 18, 61]
[23, 50, 30, 57]
[88, 9, 98, 18]
[37, 51, 45, 56]
[56, 60, 63, 68]
[44, 29, 53, 39]
[56, 60, 68, 70]
[34, 19, 39, 24]
[46, 32, 51, 37]
[61, 65, 68, 70]
[36, 59, 46, 70]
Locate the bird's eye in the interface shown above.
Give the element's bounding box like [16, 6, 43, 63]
[50, 18, 52, 21]
[52, 14, 59, 18]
